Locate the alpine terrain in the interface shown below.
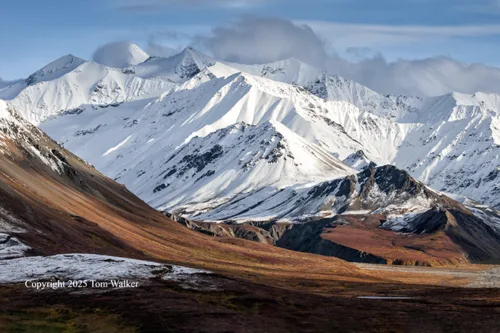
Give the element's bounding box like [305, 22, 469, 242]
[1, 43, 499, 265]
[1, 40, 500, 333]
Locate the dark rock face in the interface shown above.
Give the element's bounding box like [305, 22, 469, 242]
[175, 63, 201, 79]
[380, 209, 449, 234]
[447, 210, 500, 263]
[153, 184, 168, 193]
[179, 145, 224, 174]
[358, 165, 426, 196]
[485, 168, 499, 182]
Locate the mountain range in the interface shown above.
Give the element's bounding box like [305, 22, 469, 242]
[1, 43, 499, 265]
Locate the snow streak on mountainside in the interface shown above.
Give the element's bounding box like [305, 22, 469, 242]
[1, 45, 499, 214]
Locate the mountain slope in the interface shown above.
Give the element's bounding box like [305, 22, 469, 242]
[0, 103, 359, 279]
[39, 70, 401, 213]
[394, 92, 500, 208]
[141, 121, 355, 213]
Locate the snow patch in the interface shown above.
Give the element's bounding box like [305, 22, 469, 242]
[103, 135, 132, 156]
[0, 254, 209, 285]
[0, 234, 31, 260]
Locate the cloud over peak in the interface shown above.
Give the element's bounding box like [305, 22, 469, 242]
[193, 17, 500, 97]
[92, 41, 150, 68]
[197, 17, 328, 67]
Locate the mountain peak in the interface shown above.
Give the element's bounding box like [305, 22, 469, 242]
[181, 46, 196, 55]
[26, 54, 86, 85]
[176, 47, 214, 67]
[343, 150, 374, 171]
[127, 47, 214, 82]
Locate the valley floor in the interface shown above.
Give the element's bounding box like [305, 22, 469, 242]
[356, 263, 500, 288]
[1, 270, 500, 333]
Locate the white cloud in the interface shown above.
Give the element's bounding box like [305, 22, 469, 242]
[194, 17, 500, 97]
[197, 17, 329, 67]
[92, 41, 150, 68]
[146, 42, 178, 58]
[328, 55, 500, 97]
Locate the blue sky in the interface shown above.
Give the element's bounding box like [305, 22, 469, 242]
[2, 0, 500, 79]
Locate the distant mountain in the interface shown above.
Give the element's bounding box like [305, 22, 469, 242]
[0, 47, 214, 125]
[2, 46, 499, 213]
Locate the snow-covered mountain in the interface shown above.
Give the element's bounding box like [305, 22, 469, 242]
[0, 47, 214, 125]
[394, 92, 500, 209]
[38, 70, 364, 216]
[2, 55, 176, 124]
[1, 45, 499, 216]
